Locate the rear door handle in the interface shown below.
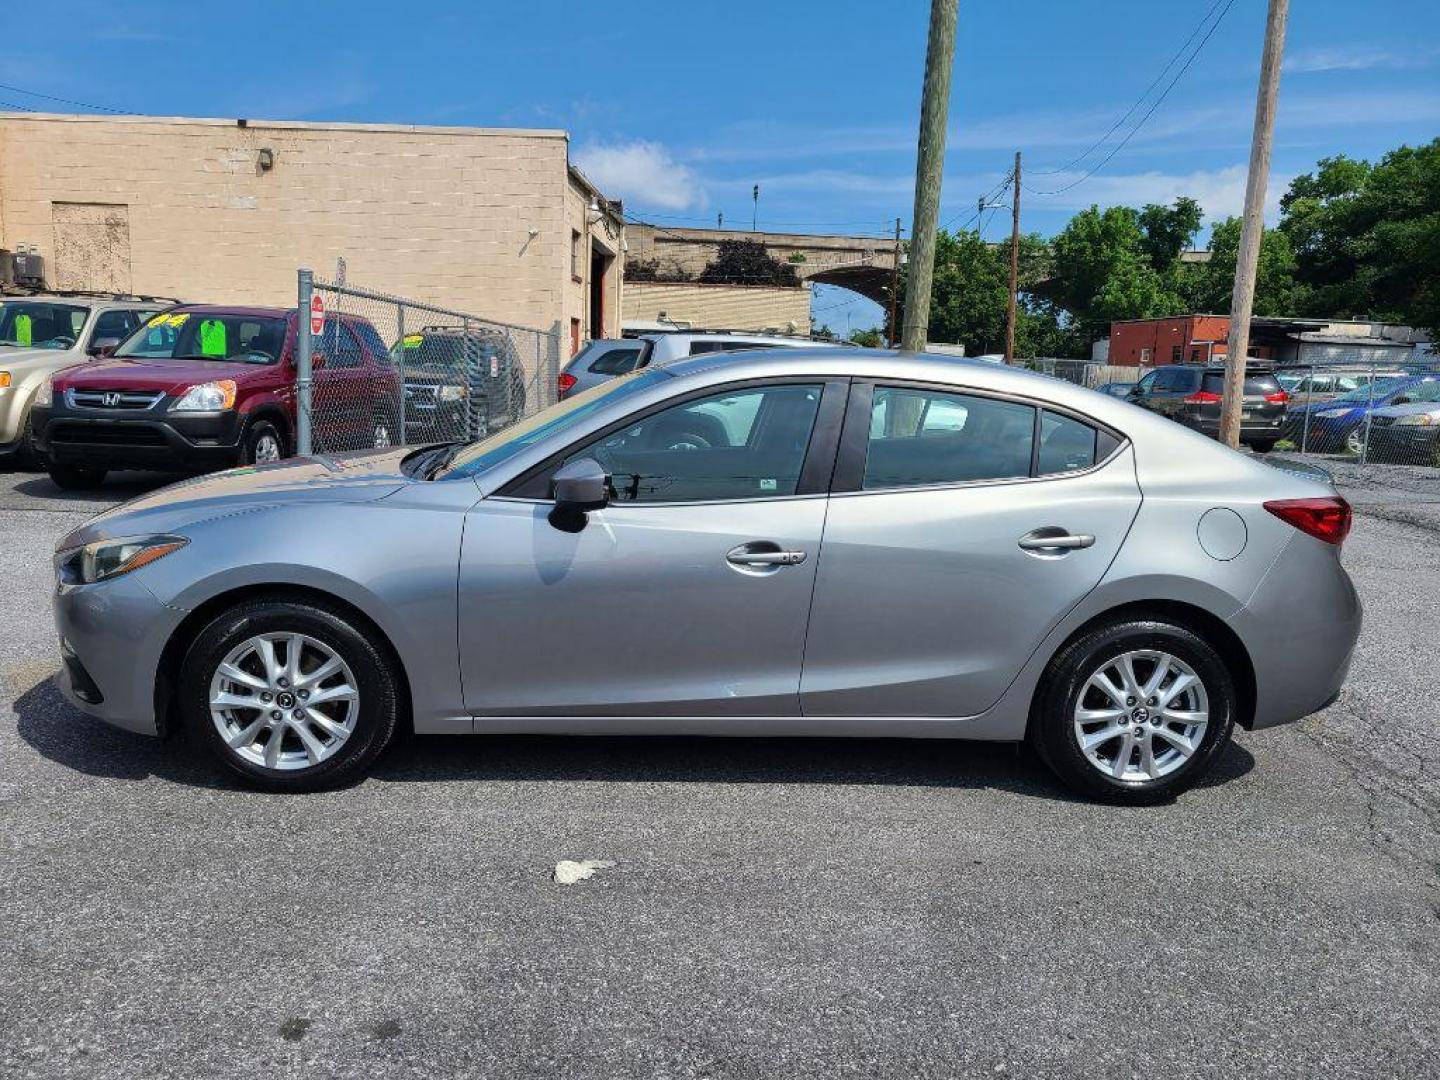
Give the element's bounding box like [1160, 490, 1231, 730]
[1018, 530, 1095, 552]
[726, 544, 807, 568]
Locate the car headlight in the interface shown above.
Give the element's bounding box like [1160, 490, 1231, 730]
[1394, 413, 1439, 427]
[172, 380, 237, 411]
[1315, 408, 1352, 419]
[34, 378, 53, 407]
[436, 384, 466, 402]
[57, 535, 189, 585]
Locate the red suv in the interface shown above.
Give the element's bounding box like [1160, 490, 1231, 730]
[33, 305, 401, 489]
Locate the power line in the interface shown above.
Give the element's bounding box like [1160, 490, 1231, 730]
[1029, 0, 1231, 178]
[1022, 0, 1237, 197]
[0, 99, 38, 113]
[940, 171, 1013, 234]
[0, 81, 129, 114]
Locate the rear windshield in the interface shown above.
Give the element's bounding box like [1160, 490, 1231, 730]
[0, 302, 87, 349]
[116, 312, 287, 364]
[1201, 371, 1280, 395]
[586, 344, 645, 375]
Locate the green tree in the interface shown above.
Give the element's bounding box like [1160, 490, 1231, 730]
[1138, 196, 1203, 271]
[697, 238, 799, 286]
[1179, 216, 1299, 316]
[1280, 140, 1440, 333]
[1049, 205, 1183, 343]
[849, 327, 885, 347]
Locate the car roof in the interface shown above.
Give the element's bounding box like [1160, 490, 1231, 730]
[0, 295, 168, 309]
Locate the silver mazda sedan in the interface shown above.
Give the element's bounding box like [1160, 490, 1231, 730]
[52, 351, 1361, 802]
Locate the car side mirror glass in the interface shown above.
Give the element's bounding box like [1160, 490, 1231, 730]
[87, 337, 121, 358]
[549, 457, 610, 532]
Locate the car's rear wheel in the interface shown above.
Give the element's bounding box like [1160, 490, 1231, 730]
[1249, 439, 1277, 454]
[179, 599, 400, 792]
[48, 464, 108, 490]
[1029, 618, 1236, 804]
[1344, 428, 1365, 456]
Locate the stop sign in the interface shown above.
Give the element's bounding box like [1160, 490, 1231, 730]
[309, 294, 325, 336]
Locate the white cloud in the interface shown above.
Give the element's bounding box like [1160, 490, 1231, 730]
[1285, 45, 1430, 74]
[1017, 164, 1292, 224]
[573, 140, 705, 210]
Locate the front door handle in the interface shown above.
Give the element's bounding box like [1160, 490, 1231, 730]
[1018, 529, 1096, 552]
[726, 543, 807, 568]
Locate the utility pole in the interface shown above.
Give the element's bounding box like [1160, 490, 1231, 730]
[717, 212, 723, 229]
[888, 217, 902, 347]
[1005, 151, 1021, 364]
[752, 184, 759, 232]
[900, 0, 959, 352]
[1219, 0, 1288, 449]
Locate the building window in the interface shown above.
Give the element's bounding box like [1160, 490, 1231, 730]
[1140, 347, 1153, 364]
[571, 230, 582, 281]
[570, 318, 581, 356]
[1171, 345, 1182, 363]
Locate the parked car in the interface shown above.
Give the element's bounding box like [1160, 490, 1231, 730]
[0, 293, 174, 467]
[1360, 378, 1440, 464]
[1126, 364, 1288, 451]
[558, 330, 838, 399]
[394, 325, 527, 442]
[1275, 368, 1405, 405]
[32, 305, 400, 489]
[1094, 381, 1136, 399]
[52, 349, 1358, 803]
[1282, 373, 1440, 455]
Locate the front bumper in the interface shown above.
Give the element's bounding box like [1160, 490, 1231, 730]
[53, 570, 186, 736]
[1364, 425, 1440, 464]
[33, 403, 245, 471]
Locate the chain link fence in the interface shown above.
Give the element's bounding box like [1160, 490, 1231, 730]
[295, 272, 561, 456]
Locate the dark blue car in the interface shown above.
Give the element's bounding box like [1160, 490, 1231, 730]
[1284, 374, 1440, 454]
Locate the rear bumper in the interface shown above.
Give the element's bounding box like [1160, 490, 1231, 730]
[1191, 415, 1286, 442]
[33, 403, 245, 471]
[1228, 534, 1362, 730]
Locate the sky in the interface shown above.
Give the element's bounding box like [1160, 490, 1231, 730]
[6, 0, 1438, 335]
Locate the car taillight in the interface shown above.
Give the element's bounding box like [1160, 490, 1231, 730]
[1183, 391, 1222, 404]
[1264, 496, 1352, 546]
[557, 372, 577, 398]
[1265, 390, 1289, 403]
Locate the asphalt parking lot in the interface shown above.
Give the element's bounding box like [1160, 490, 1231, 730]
[1, 466, 1436, 1080]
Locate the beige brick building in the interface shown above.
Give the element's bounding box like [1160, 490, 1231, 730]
[0, 113, 624, 344]
[624, 281, 811, 334]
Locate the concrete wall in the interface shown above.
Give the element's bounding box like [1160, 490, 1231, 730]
[0, 113, 623, 338]
[623, 281, 811, 333]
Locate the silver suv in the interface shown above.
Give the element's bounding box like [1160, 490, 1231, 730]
[558, 330, 841, 399]
[0, 293, 175, 465]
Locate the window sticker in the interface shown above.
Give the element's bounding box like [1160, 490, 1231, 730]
[15, 313, 32, 346]
[759, 478, 777, 491]
[146, 313, 168, 328]
[199, 319, 228, 357]
[165, 312, 190, 328]
[403, 334, 424, 349]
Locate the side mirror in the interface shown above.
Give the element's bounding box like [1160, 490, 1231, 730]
[548, 457, 610, 532]
[87, 338, 121, 358]
[1391, 395, 1411, 406]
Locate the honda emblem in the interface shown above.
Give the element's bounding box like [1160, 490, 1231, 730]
[103, 392, 121, 407]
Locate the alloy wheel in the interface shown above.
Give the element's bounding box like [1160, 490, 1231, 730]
[1345, 428, 1365, 456]
[208, 632, 360, 771]
[1072, 649, 1209, 783]
[254, 433, 282, 464]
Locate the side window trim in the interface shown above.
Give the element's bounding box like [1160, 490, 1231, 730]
[831, 378, 1123, 495]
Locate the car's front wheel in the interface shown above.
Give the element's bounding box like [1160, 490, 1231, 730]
[179, 599, 401, 791]
[1029, 618, 1236, 804]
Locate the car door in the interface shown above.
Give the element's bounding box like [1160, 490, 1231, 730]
[458, 378, 848, 717]
[1128, 370, 1158, 410]
[311, 318, 372, 450]
[800, 381, 1141, 718]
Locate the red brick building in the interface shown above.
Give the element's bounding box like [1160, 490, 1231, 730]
[1108, 315, 1275, 367]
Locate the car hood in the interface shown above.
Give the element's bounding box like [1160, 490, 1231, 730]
[1372, 402, 1440, 419]
[0, 345, 82, 370]
[62, 448, 416, 548]
[55, 356, 279, 393]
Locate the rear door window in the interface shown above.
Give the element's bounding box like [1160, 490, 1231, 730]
[1201, 371, 1280, 396]
[587, 344, 644, 375]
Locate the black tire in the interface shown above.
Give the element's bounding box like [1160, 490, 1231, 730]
[178, 599, 401, 792]
[243, 419, 286, 465]
[1028, 618, 1236, 805]
[48, 463, 108, 490]
[15, 408, 40, 470]
[1248, 439, 1277, 454]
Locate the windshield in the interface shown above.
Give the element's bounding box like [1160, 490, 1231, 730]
[437, 367, 671, 479]
[1399, 380, 1440, 405]
[392, 332, 510, 372]
[116, 312, 288, 364]
[1332, 376, 1416, 404]
[0, 301, 88, 349]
